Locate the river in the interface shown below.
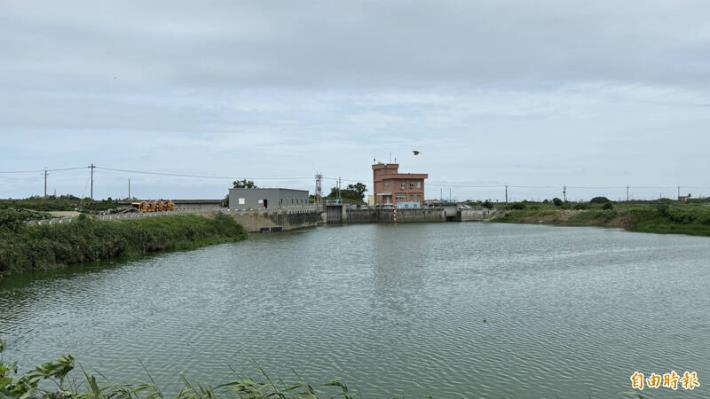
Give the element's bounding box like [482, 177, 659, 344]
[1, 223, 709, 398]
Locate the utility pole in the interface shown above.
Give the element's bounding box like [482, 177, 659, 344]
[677, 186, 681, 200]
[440, 188, 443, 203]
[89, 163, 96, 200]
[563, 185, 567, 202]
[626, 186, 630, 202]
[505, 185, 509, 203]
[43, 168, 49, 198]
[128, 178, 131, 200]
[449, 188, 452, 203]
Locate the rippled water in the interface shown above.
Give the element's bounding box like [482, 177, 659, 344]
[2, 223, 710, 398]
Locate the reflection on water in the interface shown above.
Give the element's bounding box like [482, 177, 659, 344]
[2, 223, 710, 398]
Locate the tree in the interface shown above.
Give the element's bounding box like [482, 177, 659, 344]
[552, 197, 563, 207]
[590, 196, 611, 204]
[326, 182, 368, 204]
[233, 179, 257, 189]
[346, 183, 367, 198]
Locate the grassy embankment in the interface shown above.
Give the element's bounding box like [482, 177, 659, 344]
[491, 201, 710, 236]
[0, 211, 247, 277]
[0, 195, 119, 213]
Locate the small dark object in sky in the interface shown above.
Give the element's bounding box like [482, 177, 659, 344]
[413, 150, 420, 155]
[483, 319, 487, 323]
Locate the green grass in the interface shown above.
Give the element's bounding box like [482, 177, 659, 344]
[0, 213, 247, 277]
[492, 202, 710, 237]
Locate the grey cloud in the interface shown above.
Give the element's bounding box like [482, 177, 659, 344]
[1, 1, 709, 200]
[2, 0, 710, 91]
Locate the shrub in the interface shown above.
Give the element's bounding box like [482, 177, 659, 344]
[602, 202, 614, 210]
[590, 196, 611, 204]
[0, 214, 246, 276]
[511, 202, 526, 210]
[552, 198, 563, 207]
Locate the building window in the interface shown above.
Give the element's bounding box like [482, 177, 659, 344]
[400, 182, 405, 190]
[238, 198, 245, 205]
[416, 181, 421, 188]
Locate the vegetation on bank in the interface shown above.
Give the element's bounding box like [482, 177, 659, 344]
[0, 208, 51, 228]
[0, 341, 356, 399]
[0, 195, 119, 213]
[0, 213, 247, 277]
[491, 200, 710, 236]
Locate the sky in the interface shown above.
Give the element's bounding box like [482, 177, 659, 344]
[1, 0, 709, 201]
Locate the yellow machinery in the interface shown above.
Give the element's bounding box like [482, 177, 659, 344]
[131, 200, 176, 213]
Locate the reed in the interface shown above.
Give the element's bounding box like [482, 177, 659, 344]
[0, 213, 247, 277]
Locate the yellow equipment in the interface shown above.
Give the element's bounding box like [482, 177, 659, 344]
[131, 200, 176, 213]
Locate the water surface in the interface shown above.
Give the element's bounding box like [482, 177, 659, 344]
[2, 223, 710, 398]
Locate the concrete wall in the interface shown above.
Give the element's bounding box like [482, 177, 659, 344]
[173, 202, 222, 211]
[226, 208, 323, 232]
[339, 207, 446, 224]
[459, 209, 498, 221]
[229, 188, 309, 210]
[326, 205, 346, 224]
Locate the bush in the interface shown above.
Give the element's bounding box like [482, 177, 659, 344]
[573, 203, 588, 210]
[0, 214, 247, 276]
[602, 202, 614, 210]
[511, 202, 526, 210]
[552, 198, 563, 207]
[590, 196, 611, 204]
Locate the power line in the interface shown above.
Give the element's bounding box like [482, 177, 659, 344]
[0, 169, 44, 174]
[96, 166, 311, 181]
[0, 166, 85, 174]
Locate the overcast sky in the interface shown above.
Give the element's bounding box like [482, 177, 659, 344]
[1, 0, 709, 201]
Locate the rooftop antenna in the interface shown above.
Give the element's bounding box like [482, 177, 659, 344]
[389, 152, 392, 163]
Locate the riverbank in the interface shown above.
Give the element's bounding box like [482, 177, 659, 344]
[0, 213, 247, 277]
[491, 202, 710, 237]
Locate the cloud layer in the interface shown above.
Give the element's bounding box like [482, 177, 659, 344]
[1, 0, 709, 200]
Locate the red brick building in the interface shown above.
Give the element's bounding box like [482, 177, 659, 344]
[372, 163, 428, 207]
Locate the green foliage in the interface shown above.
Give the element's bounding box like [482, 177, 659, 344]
[552, 198, 563, 207]
[326, 182, 368, 204]
[510, 202, 526, 210]
[0, 214, 246, 277]
[345, 183, 367, 198]
[0, 209, 50, 232]
[493, 202, 710, 237]
[0, 196, 117, 213]
[232, 180, 257, 189]
[0, 342, 356, 399]
[590, 196, 611, 204]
